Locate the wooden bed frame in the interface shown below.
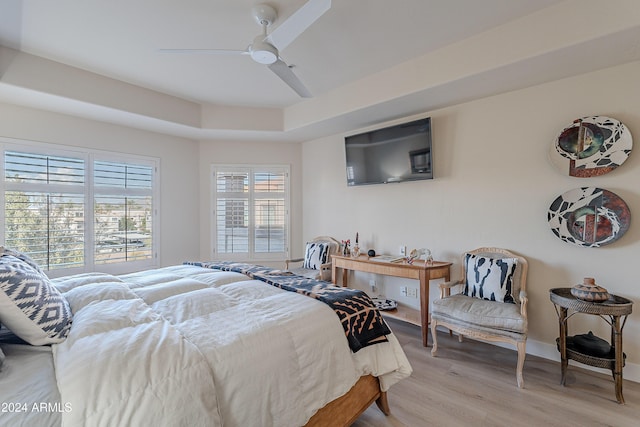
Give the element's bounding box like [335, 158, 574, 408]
[305, 375, 389, 426]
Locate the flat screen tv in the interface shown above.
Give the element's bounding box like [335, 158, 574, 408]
[344, 117, 432, 186]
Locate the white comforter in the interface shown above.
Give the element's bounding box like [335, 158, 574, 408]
[51, 265, 411, 427]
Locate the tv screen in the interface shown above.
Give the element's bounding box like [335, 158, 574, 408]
[344, 117, 432, 186]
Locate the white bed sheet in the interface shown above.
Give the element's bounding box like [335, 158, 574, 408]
[4, 265, 411, 426]
[0, 343, 62, 427]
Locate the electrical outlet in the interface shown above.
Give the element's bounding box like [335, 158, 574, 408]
[399, 245, 406, 256]
[400, 286, 408, 296]
[407, 287, 418, 298]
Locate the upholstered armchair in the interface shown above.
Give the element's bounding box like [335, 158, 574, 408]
[285, 236, 341, 282]
[430, 247, 529, 388]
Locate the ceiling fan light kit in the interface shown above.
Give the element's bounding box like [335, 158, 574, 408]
[250, 36, 278, 65]
[160, 0, 331, 98]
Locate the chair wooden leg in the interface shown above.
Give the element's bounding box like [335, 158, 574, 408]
[430, 322, 438, 356]
[516, 341, 526, 388]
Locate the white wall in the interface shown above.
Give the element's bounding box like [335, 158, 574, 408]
[197, 139, 302, 267]
[302, 60, 640, 381]
[0, 103, 201, 269]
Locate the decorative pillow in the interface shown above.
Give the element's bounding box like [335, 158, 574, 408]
[0, 253, 73, 345]
[1, 246, 46, 275]
[463, 254, 518, 303]
[302, 242, 329, 270]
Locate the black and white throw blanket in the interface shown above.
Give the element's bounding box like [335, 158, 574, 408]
[184, 261, 391, 352]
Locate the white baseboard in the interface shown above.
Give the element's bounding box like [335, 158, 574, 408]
[526, 338, 640, 384]
[431, 327, 640, 384]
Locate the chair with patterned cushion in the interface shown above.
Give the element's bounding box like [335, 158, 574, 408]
[430, 247, 529, 388]
[285, 236, 340, 282]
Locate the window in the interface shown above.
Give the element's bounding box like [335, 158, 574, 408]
[212, 165, 289, 261]
[1, 140, 158, 275]
[93, 160, 155, 266]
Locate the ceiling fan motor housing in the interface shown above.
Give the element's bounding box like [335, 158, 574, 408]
[250, 36, 278, 64]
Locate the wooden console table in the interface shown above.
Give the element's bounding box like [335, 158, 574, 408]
[549, 288, 633, 404]
[332, 254, 452, 347]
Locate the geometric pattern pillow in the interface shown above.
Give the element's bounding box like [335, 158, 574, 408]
[463, 254, 518, 303]
[0, 254, 73, 345]
[302, 242, 329, 270]
[1, 246, 46, 275]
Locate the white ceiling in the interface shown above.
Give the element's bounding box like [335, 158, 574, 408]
[2, 0, 640, 142]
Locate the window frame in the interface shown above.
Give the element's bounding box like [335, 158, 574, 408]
[211, 164, 290, 262]
[0, 137, 160, 277]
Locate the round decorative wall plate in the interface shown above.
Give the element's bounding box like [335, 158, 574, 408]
[548, 187, 631, 247]
[549, 116, 632, 177]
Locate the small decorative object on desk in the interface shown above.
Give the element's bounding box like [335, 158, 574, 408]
[351, 232, 360, 258]
[424, 249, 433, 266]
[405, 248, 423, 265]
[341, 239, 351, 256]
[405, 248, 433, 265]
[571, 277, 610, 302]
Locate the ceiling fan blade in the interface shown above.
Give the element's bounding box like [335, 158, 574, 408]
[268, 59, 312, 98]
[265, 0, 331, 51]
[158, 48, 249, 55]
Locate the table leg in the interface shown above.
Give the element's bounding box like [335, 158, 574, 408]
[331, 264, 349, 287]
[558, 306, 568, 386]
[419, 270, 429, 347]
[612, 315, 625, 404]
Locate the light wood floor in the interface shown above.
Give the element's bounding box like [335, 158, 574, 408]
[354, 319, 639, 427]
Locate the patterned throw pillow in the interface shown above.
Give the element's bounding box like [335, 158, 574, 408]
[0, 253, 73, 345]
[1, 247, 46, 275]
[302, 242, 329, 270]
[463, 254, 518, 303]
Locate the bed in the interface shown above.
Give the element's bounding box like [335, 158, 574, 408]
[0, 252, 412, 426]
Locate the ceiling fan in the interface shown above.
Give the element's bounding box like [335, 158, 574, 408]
[160, 0, 331, 98]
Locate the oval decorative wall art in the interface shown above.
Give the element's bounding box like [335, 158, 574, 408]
[548, 187, 631, 247]
[549, 116, 632, 177]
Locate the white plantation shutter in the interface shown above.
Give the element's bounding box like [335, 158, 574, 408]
[4, 151, 85, 270]
[212, 166, 289, 260]
[93, 161, 154, 265]
[5, 191, 85, 270]
[94, 195, 153, 264]
[253, 171, 286, 254]
[94, 161, 153, 189]
[2, 144, 158, 274]
[215, 170, 249, 254]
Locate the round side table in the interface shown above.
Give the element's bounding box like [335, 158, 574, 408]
[549, 288, 633, 404]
